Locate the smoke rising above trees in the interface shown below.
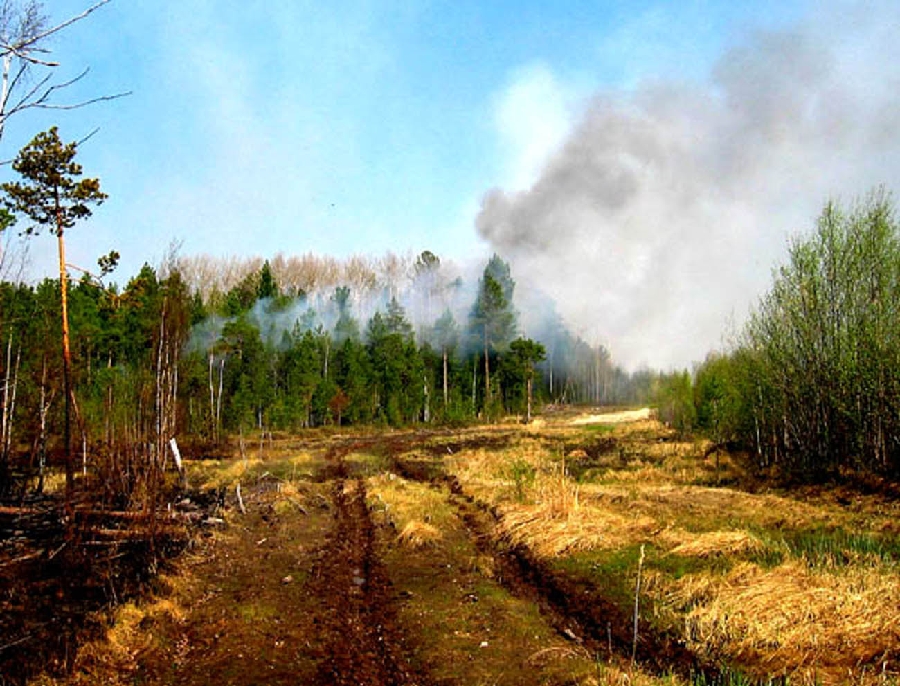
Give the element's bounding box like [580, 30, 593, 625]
[476, 1, 900, 370]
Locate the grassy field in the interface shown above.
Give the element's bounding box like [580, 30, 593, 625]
[19, 411, 900, 685]
[430, 414, 900, 684]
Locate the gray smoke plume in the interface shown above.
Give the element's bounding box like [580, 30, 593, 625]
[477, 2, 900, 370]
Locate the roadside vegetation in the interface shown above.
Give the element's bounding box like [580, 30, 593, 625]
[657, 191, 900, 483]
[435, 417, 899, 684]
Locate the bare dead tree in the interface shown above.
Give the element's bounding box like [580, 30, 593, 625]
[0, 0, 130, 144]
[376, 250, 412, 301]
[0, 217, 29, 282]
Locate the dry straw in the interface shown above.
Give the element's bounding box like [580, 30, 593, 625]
[675, 561, 900, 682]
[396, 520, 443, 549]
[498, 502, 657, 557]
[666, 530, 765, 558]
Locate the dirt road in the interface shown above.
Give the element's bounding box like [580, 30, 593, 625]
[568, 407, 652, 425]
[310, 473, 423, 685]
[22, 430, 703, 686]
[8, 421, 899, 686]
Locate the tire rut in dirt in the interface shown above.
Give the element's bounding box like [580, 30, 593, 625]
[310, 470, 428, 686]
[389, 448, 718, 681]
[448, 488, 715, 680]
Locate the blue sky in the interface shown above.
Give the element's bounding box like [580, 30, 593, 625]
[6, 0, 899, 369]
[2, 0, 804, 281]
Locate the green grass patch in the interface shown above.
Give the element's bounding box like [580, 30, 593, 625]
[505, 458, 537, 502]
[746, 525, 900, 569]
[237, 601, 279, 622]
[553, 545, 647, 607]
[580, 543, 737, 581]
[691, 666, 791, 685]
[782, 527, 898, 566]
[652, 551, 735, 579]
[344, 450, 392, 476]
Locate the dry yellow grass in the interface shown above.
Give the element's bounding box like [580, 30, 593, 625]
[37, 567, 198, 686]
[576, 482, 855, 535]
[497, 499, 659, 557]
[664, 560, 900, 683]
[422, 417, 900, 682]
[367, 472, 458, 543]
[663, 530, 766, 558]
[646, 437, 707, 458]
[37, 471, 67, 494]
[189, 446, 321, 489]
[396, 520, 443, 549]
[446, 447, 521, 504]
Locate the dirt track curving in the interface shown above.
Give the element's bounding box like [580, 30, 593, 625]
[447, 485, 711, 677]
[568, 407, 652, 425]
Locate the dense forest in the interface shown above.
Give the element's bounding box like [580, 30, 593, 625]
[1, 230, 648, 506]
[4, 190, 900, 513]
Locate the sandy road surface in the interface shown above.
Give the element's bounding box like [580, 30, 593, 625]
[568, 407, 652, 425]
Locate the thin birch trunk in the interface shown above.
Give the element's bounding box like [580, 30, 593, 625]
[208, 351, 215, 439]
[442, 347, 448, 407]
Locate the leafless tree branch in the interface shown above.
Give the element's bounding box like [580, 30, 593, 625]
[75, 126, 98, 146]
[0, 1, 127, 143]
[7, 58, 30, 96]
[4, 0, 111, 56]
[5, 47, 56, 66]
[32, 90, 131, 111]
[6, 68, 53, 114]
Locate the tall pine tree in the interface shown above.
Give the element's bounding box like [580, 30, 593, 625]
[469, 254, 516, 414]
[2, 127, 106, 506]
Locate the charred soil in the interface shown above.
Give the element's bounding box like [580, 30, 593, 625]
[0, 493, 197, 686]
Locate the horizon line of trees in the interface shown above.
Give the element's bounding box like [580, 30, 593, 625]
[1, 235, 656, 504]
[7, 127, 897, 516]
[6, 141, 897, 503]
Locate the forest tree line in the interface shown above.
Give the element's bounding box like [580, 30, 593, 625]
[9, 188, 900, 506]
[656, 190, 900, 480]
[0, 243, 649, 503]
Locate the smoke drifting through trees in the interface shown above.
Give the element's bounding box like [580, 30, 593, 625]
[179, 251, 474, 353]
[177, 251, 637, 411]
[477, 1, 900, 370]
[166, 251, 646, 435]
